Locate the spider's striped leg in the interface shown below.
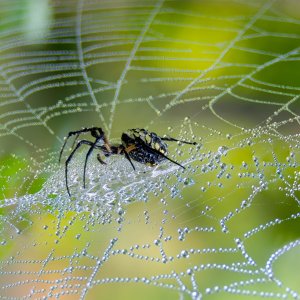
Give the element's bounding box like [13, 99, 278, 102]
[161, 136, 197, 145]
[65, 140, 94, 197]
[59, 127, 104, 163]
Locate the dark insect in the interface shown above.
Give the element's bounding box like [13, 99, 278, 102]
[59, 127, 197, 196]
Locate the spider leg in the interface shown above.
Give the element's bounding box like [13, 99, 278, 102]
[154, 149, 185, 169]
[70, 132, 81, 150]
[65, 140, 94, 197]
[121, 147, 136, 170]
[59, 127, 104, 163]
[83, 135, 104, 188]
[136, 137, 185, 169]
[161, 136, 197, 145]
[97, 153, 107, 165]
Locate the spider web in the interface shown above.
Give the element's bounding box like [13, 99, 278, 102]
[0, 0, 300, 299]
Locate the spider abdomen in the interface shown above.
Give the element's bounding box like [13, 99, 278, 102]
[122, 129, 169, 166]
[128, 145, 166, 166]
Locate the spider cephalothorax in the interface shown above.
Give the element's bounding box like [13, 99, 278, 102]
[59, 127, 196, 196]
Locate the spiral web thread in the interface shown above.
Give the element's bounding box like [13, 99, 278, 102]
[0, 0, 300, 299]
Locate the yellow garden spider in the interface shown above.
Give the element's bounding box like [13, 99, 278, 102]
[59, 127, 196, 196]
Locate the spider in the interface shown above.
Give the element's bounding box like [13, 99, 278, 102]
[59, 127, 197, 196]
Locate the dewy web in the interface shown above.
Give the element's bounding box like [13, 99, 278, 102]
[0, 0, 300, 299]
